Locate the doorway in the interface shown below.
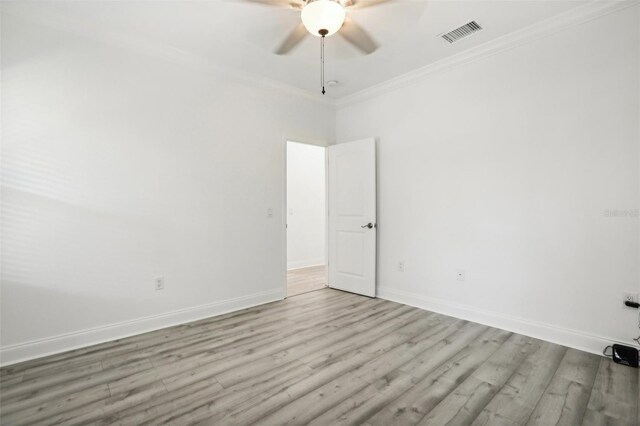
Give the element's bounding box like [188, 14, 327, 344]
[286, 141, 328, 297]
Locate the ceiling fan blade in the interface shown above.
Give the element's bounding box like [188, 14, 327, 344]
[239, 0, 304, 9]
[275, 23, 308, 54]
[338, 18, 378, 54]
[347, 0, 392, 9]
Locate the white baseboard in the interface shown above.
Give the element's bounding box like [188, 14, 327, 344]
[378, 286, 639, 356]
[287, 259, 325, 270]
[0, 288, 283, 367]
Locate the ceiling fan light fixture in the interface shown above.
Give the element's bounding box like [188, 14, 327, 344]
[301, 0, 345, 37]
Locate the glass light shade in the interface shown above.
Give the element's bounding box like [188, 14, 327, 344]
[301, 0, 346, 37]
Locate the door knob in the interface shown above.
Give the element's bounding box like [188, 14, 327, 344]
[361, 223, 375, 229]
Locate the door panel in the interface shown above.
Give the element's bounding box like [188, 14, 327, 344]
[328, 138, 376, 297]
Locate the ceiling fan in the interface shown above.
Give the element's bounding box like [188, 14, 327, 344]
[244, 0, 390, 55]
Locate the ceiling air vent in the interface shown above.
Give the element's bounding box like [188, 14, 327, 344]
[440, 21, 482, 43]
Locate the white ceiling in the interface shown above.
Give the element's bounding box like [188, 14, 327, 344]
[11, 0, 588, 98]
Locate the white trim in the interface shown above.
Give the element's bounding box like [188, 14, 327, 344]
[283, 138, 330, 298]
[287, 261, 326, 271]
[3, 6, 334, 109]
[7, 0, 635, 109]
[282, 137, 290, 299]
[336, 0, 639, 108]
[378, 286, 640, 356]
[0, 289, 283, 367]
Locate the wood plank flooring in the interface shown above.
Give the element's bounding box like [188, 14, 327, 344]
[1, 288, 638, 425]
[287, 265, 327, 297]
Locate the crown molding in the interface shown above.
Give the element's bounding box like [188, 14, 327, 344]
[3, 5, 335, 109]
[6, 0, 637, 111]
[335, 0, 639, 109]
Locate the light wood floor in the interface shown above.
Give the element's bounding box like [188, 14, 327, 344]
[1, 289, 638, 425]
[287, 265, 327, 297]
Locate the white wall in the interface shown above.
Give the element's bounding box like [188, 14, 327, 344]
[287, 142, 326, 270]
[336, 6, 640, 354]
[0, 9, 334, 364]
[2, 2, 638, 365]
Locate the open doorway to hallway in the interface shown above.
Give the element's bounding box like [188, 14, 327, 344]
[286, 141, 327, 297]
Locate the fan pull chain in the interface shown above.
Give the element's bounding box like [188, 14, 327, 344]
[320, 34, 325, 95]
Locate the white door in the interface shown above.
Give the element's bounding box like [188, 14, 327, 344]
[328, 138, 376, 297]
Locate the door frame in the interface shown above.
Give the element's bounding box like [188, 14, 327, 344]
[281, 136, 330, 299]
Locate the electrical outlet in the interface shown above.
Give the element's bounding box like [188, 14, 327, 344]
[155, 276, 165, 291]
[623, 292, 638, 308]
[267, 208, 273, 218]
[397, 261, 404, 272]
[456, 269, 466, 281]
